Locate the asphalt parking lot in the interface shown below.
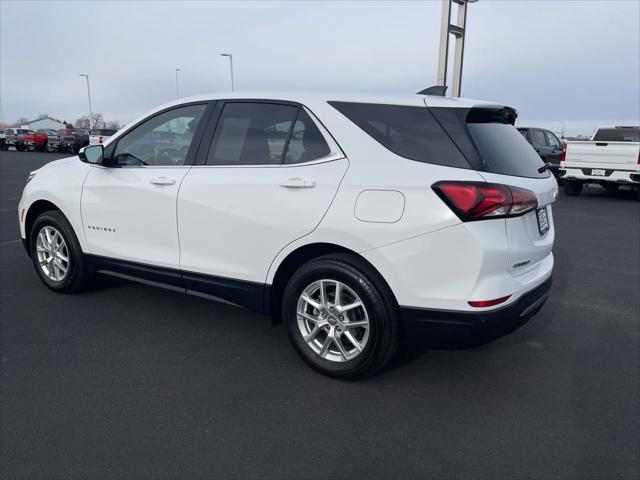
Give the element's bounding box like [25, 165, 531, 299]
[1, 150, 638, 479]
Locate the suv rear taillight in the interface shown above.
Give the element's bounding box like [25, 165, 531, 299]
[432, 181, 538, 221]
[560, 143, 566, 162]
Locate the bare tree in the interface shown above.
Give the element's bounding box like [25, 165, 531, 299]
[75, 115, 90, 129]
[37, 113, 49, 119]
[16, 117, 29, 126]
[106, 120, 122, 130]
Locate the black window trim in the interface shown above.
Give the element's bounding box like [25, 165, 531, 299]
[196, 98, 345, 168]
[102, 100, 217, 169]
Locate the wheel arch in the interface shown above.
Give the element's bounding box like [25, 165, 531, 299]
[268, 242, 398, 324]
[24, 200, 65, 256]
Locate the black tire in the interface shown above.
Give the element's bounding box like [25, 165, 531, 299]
[564, 180, 583, 196]
[283, 254, 401, 379]
[39, 141, 47, 152]
[29, 210, 91, 293]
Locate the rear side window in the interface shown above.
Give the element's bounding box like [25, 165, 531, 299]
[208, 103, 298, 165]
[592, 128, 640, 142]
[329, 101, 470, 169]
[531, 130, 547, 147]
[285, 110, 330, 164]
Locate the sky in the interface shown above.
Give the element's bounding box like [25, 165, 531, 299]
[1, 0, 638, 136]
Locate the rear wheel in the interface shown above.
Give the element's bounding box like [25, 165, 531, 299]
[283, 254, 400, 378]
[30, 211, 91, 293]
[564, 180, 583, 196]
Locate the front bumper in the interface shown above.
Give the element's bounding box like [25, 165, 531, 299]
[401, 276, 552, 337]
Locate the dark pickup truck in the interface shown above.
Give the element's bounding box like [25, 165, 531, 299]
[518, 127, 565, 178]
[58, 129, 90, 154]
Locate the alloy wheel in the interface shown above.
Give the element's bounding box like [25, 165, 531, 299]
[36, 226, 70, 282]
[296, 279, 370, 362]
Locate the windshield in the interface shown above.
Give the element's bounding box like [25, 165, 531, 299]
[592, 128, 640, 142]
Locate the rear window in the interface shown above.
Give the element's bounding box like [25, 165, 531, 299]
[592, 128, 640, 142]
[431, 107, 548, 179]
[467, 123, 547, 178]
[328, 101, 470, 169]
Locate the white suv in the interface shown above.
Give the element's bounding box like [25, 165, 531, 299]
[18, 92, 557, 378]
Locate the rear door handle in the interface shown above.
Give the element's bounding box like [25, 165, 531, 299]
[279, 178, 316, 189]
[150, 176, 176, 186]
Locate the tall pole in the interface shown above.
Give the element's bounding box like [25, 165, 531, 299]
[78, 74, 93, 128]
[175, 68, 181, 98]
[436, 0, 477, 97]
[220, 53, 234, 92]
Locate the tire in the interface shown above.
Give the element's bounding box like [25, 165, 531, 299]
[282, 254, 401, 379]
[39, 142, 47, 152]
[564, 180, 583, 196]
[16, 145, 25, 152]
[29, 210, 91, 293]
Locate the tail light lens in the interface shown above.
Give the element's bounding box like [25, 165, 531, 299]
[560, 143, 566, 162]
[432, 181, 538, 221]
[99, 136, 103, 144]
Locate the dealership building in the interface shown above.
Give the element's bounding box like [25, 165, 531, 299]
[24, 116, 67, 131]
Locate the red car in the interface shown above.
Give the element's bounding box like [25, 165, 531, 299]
[24, 129, 57, 152]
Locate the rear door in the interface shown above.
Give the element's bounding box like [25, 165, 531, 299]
[178, 101, 347, 306]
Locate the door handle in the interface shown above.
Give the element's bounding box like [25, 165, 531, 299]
[279, 178, 316, 189]
[150, 176, 176, 186]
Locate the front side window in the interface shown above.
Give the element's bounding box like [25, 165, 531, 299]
[207, 103, 298, 165]
[545, 131, 561, 148]
[112, 104, 206, 166]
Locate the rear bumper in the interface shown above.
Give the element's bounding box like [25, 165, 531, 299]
[401, 276, 552, 336]
[562, 167, 640, 184]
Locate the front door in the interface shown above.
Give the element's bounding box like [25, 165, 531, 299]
[81, 103, 209, 272]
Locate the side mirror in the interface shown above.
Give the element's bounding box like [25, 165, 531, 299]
[79, 145, 104, 165]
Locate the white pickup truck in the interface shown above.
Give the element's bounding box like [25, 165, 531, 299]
[561, 126, 640, 199]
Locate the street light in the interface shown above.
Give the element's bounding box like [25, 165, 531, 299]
[175, 68, 182, 98]
[219, 53, 234, 92]
[77, 74, 93, 128]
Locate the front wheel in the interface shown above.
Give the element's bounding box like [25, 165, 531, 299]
[30, 210, 91, 293]
[564, 180, 583, 196]
[283, 254, 400, 378]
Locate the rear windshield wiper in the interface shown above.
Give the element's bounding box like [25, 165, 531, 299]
[538, 163, 551, 174]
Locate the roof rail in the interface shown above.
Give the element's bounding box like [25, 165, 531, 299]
[417, 85, 448, 96]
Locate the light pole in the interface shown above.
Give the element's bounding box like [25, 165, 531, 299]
[77, 74, 93, 128]
[175, 68, 182, 98]
[436, 0, 478, 97]
[219, 53, 234, 92]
